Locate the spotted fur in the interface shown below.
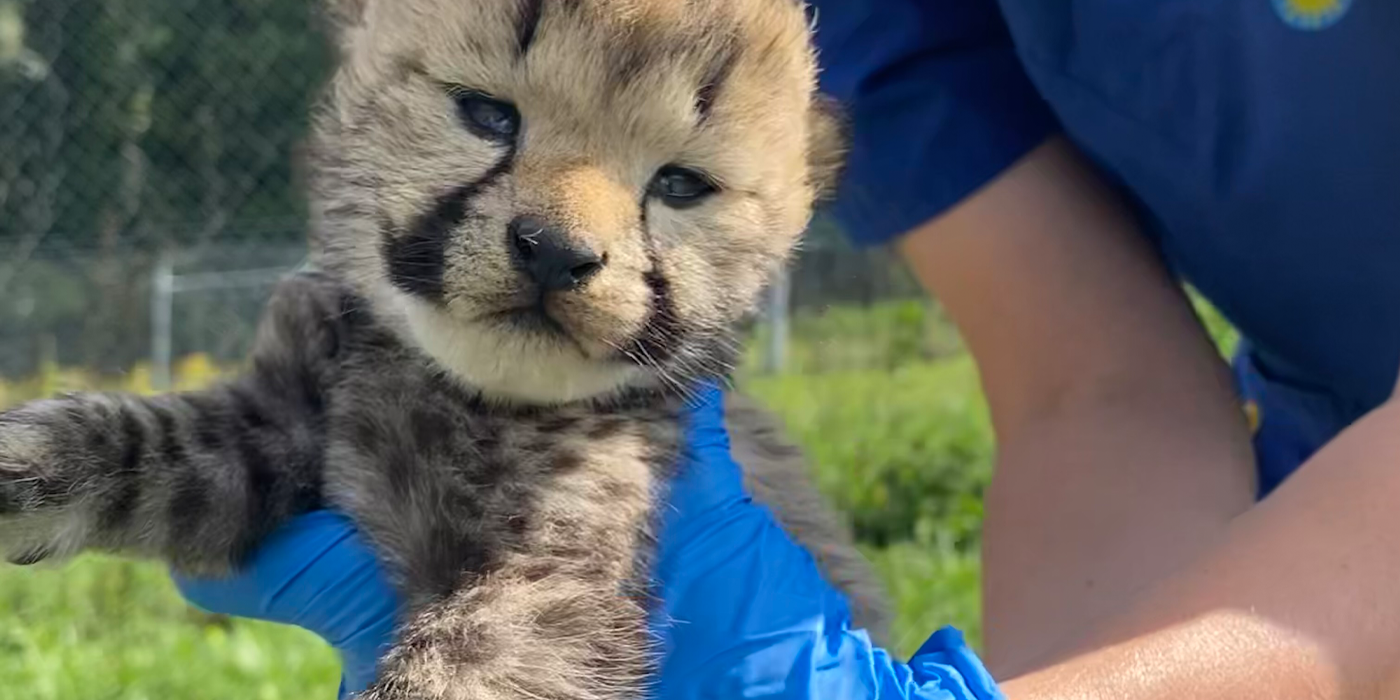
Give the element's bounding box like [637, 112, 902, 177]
[0, 1, 887, 697]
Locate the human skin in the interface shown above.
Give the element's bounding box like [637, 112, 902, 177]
[899, 135, 1400, 698]
[896, 136, 1257, 675]
[996, 396, 1400, 700]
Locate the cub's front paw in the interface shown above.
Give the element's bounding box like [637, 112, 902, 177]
[0, 400, 92, 565]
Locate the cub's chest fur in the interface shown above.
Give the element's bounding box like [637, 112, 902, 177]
[291, 275, 687, 607]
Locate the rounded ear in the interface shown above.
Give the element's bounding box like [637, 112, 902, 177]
[806, 94, 851, 205]
[318, 0, 370, 46]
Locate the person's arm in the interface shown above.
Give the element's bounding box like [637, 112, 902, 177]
[804, 0, 1259, 673]
[896, 133, 1400, 698]
[996, 393, 1400, 700]
[895, 136, 1259, 675]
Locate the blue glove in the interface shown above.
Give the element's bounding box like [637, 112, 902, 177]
[175, 385, 1003, 700]
[174, 510, 402, 697]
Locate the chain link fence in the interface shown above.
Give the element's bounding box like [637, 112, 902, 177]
[0, 0, 949, 394]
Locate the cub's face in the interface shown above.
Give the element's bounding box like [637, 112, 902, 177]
[311, 0, 844, 404]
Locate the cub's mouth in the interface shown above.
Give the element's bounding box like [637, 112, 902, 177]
[477, 304, 594, 362]
[485, 305, 575, 341]
[476, 214, 612, 354]
[472, 271, 682, 371]
[457, 214, 684, 369]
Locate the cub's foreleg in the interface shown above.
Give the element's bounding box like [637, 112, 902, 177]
[0, 379, 325, 575]
[0, 270, 345, 575]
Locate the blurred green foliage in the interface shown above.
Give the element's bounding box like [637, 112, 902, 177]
[865, 543, 982, 656]
[746, 356, 991, 552]
[0, 555, 338, 700]
[745, 300, 965, 374]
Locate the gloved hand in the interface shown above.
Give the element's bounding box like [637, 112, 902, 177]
[174, 384, 1004, 700]
[173, 509, 401, 697]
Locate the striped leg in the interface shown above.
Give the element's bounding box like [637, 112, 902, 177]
[0, 379, 325, 576]
[0, 270, 346, 575]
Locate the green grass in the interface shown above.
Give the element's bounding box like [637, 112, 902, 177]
[743, 299, 965, 375]
[744, 355, 993, 552]
[865, 544, 981, 658]
[743, 355, 990, 659]
[0, 556, 340, 700]
[0, 547, 982, 696]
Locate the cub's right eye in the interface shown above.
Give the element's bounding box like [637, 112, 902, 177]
[450, 89, 520, 143]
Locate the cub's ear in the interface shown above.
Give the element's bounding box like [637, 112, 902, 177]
[318, 0, 370, 46]
[806, 94, 851, 205]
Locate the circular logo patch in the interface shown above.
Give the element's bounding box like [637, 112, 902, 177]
[1273, 0, 1353, 30]
[1243, 400, 1262, 435]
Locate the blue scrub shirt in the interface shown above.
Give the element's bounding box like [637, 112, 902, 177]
[808, 0, 1400, 494]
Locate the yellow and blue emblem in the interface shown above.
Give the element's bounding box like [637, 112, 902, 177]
[1243, 400, 1262, 435]
[1273, 0, 1352, 30]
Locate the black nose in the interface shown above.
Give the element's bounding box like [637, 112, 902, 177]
[508, 215, 605, 292]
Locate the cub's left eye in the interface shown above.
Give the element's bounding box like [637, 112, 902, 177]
[451, 90, 520, 142]
[649, 166, 719, 209]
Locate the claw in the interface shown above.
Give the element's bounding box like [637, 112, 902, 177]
[8, 546, 51, 566]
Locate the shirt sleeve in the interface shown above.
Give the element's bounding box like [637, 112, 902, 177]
[808, 0, 1061, 247]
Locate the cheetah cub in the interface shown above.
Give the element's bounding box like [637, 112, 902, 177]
[0, 0, 888, 697]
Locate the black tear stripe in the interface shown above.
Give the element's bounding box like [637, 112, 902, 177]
[630, 264, 684, 365]
[516, 0, 546, 58]
[628, 200, 682, 365]
[383, 151, 517, 301]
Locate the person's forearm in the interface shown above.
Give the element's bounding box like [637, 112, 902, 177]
[1000, 398, 1400, 700]
[894, 137, 1258, 675]
[981, 376, 1257, 676]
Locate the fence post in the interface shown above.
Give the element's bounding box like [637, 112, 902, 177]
[763, 267, 790, 374]
[150, 250, 174, 392]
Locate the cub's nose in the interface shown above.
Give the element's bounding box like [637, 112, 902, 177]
[508, 215, 605, 292]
